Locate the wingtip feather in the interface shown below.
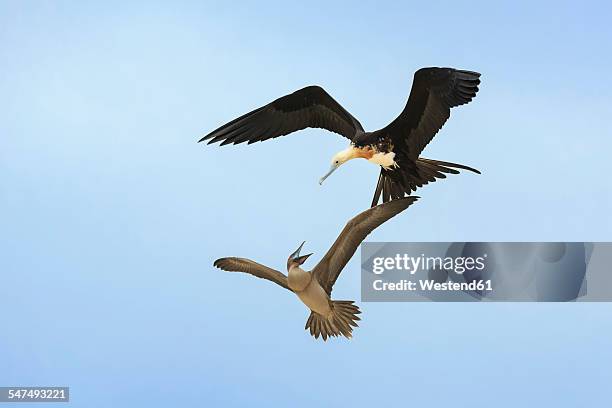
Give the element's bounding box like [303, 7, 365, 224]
[198, 134, 214, 143]
[213, 258, 229, 270]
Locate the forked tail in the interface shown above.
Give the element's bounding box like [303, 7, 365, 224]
[305, 301, 361, 341]
[371, 157, 481, 207]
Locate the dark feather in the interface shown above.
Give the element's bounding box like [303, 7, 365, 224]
[373, 67, 481, 160]
[200, 86, 363, 145]
[370, 157, 480, 206]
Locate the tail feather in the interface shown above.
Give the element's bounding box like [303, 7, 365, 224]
[371, 157, 481, 207]
[305, 301, 361, 341]
[417, 158, 481, 175]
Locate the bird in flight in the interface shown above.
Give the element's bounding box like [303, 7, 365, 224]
[200, 67, 481, 207]
[213, 196, 418, 340]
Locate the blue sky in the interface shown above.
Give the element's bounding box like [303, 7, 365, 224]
[1, 1, 611, 406]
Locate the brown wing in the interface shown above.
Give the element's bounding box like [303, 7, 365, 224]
[214, 257, 291, 291]
[199, 86, 363, 145]
[311, 197, 419, 295]
[376, 67, 481, 160]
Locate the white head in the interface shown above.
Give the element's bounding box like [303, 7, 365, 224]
[319, 147, 360, 185]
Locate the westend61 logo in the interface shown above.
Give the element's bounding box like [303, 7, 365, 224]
[372, 253, 487, 275]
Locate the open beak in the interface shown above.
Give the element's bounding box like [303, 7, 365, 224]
[289, 241, 313, 265]
[319, 164, 339, 185]
[289, 241, 305, 259]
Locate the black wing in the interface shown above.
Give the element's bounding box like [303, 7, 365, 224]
[375, 67, 481, 160]
[311, 197, 419, 295]
[200, 86, 363, 145]
[214, 257, 291, 291]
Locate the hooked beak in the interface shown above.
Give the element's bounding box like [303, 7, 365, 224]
[289, 241, 313, 265]
[319, 164, 339, 185]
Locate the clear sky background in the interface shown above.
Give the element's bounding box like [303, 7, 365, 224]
[1, 1, 611, 406]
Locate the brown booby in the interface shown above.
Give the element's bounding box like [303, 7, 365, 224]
[200, 67, 481, 206]
[213, 196, 418, 340]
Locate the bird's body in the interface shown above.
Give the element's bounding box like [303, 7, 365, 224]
[288, 265, 332, 317]
[213, 196, 418, 340]
[201, 67, 482, 206]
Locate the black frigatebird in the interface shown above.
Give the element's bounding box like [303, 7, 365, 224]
[213, 196, 418, 340]
[200, 67, 481, 206]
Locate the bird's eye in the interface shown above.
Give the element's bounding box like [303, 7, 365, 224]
[335, 160, 339, 164]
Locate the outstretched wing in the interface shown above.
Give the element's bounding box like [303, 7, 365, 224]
[376, 67, 481, 160]
[312, 197, 419, 295]
[214, 257, 291, 291]
[200, 86, 363, 145]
